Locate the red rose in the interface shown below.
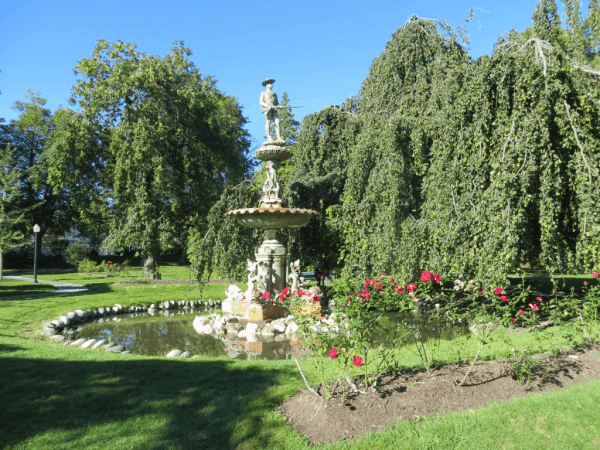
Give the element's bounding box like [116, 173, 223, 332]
[281, 287, 290, 296]
[294, 289, 306, 297]
[352, 356, 364, 367]
[261, 291, 271, 300]
[407, 283, 418, 293]
[328, 348, 338, 360]
[481, 289, 486, 293]
[312, 296, 320, 305]
[531, 304, 539, 311]
[500, 295, 509, 303]
[536, 296, 542, 301]
[358, 289, 371, 301]
[376, 284, 383, 291]
[511, 317, 516, 323]
[584, 281, 588, 285]
[433, 273, 442, 284]
[364, 279, 371, 288]
[389, 276, 395, 283]
[518, 310, 525, 316]
[494, 287, 503, 295]
[592, 272, 599, 278]
[347, 297, 352, 302]
[420, 270, 432, 283]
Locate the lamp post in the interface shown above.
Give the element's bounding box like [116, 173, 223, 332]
[33, 224, 40, 283]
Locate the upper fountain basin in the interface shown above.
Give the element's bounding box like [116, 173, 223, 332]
[225, 207, 320, 229]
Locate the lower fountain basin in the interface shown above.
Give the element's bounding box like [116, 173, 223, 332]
[225, 207, 320, 229]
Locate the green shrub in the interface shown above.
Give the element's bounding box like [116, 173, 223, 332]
[77, 258, 98, 274]
[65, 242, 91, 267]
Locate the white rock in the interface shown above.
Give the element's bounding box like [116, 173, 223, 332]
[80, 339, 98, 349]
[70, 338, 87, 347]
[247, 333, 259, 342]
[166, 349, 183, 358]
[91, 339, 107, 349]
[285, 322, 299, 335]
[180, 351, 190, 358]
[59, 315, 71, 326]
[262, 326, 276, 336]
[106, 345, 124, 352]
[246, 323, 259, 335]
[568, 355, 579, 359]
[272, 321, 287, 333]
[192, 316, 214, 334]
[238, 330, 247, 338]
[50, 335, 65, 342]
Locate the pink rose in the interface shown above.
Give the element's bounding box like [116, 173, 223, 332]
[328, 348, 338, 360]
[420, 271, 432, 283]
[352, 356, 364, 367]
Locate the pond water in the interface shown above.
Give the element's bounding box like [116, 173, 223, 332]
[68, 309, 469, 360]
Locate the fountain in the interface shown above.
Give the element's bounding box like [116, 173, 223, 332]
[223, 78, 320, 320]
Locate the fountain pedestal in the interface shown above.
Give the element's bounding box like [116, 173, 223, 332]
[222, 83, 320, 321]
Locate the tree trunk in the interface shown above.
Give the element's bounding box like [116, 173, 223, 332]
[142, 234, 161, 280]
[0, 251, 3, 282]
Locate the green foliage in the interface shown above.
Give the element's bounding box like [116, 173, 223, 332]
[288, 3, 600, 284]
[0, 145, 26, 279]
[46, 40, 252, 279]
[77, 258, 98, 274]
[187, 180, 261, 284]
[0, 90, 75, 259]
[64, 242, 91, 267]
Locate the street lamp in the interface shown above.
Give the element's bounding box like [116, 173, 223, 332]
[33, 224, 40, 283]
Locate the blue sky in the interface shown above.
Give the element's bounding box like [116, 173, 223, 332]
[1, 0, 545, 147]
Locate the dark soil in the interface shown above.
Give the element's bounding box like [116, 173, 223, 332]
[280, 345, 600, 445]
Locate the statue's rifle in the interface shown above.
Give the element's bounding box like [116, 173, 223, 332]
[273, 105, 303, 109]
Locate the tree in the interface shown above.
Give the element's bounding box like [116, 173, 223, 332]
[0, 90, 75, 265]
[47, 40, 252, 278]
[0, 145, 26, 281]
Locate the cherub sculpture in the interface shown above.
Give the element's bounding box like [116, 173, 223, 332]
[288, 259, 302, 292]
[245, 260, 258, 301]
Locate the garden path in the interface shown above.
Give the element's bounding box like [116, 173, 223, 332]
[2, 275, 88, 299]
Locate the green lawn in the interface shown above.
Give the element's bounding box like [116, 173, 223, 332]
[1, 270, 599, 449]
[0, 278, 58, 298]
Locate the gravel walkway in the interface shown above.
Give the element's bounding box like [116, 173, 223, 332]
[1, 275, 88, 299]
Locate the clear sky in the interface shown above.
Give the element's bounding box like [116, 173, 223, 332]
[1, 0, 546, 148]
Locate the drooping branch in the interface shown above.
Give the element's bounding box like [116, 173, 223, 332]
[573, 65, 600, 76]
[564, 101, 592, 185]
[501, 114, 517, 163]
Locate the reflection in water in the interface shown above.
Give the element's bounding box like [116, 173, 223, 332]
[71, 310, 469, 360]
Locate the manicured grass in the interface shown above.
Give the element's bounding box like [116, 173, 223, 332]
[1, 271, 599, 449]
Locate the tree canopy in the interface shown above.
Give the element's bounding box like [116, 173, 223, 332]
[195, 0, 600, 286]
[46, 40, 252, 278]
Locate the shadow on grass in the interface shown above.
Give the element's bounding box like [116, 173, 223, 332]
[0, 343, 24, 353]
[0, 354, 295, 449]
[0, 281, 113, 302]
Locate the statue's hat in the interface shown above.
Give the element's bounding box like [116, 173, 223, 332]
[261, 78, 276, 86]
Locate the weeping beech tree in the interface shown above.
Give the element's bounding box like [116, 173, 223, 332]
[193, 0, 600, 286]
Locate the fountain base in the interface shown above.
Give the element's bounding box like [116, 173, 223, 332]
[222, 299, 284, 321]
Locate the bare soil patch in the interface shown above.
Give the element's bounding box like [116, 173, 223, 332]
[280, 345, 600, 445]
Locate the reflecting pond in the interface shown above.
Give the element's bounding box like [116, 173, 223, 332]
[68, 309, 470, 360]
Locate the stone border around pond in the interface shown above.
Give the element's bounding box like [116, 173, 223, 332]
[40, 299, 223, 358]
